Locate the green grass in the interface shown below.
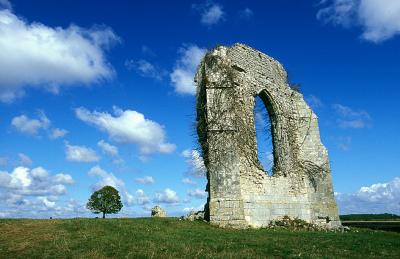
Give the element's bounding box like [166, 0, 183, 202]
[341, 221, 400, 232]
[0, 218, 399, 258]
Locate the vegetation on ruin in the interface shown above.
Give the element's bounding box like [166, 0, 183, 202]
[1, 218, 399, 258]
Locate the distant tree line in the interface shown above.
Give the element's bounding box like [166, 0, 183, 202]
[340, 213, 400, 221]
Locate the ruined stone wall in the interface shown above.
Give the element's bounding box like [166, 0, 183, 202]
[195, 44, 341, 228]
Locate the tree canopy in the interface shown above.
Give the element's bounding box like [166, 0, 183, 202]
[86, 185, 123, 218]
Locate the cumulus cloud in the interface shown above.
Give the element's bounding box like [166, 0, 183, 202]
[196, 2, 225, 26]
[75, 107, 176, 155]
[11, 111, 68, 139]
[0, 166, 73, 198]
[135, 189, 150, 205]
[135, 176, 155, 185]
[336, 177, 400, 214]
[88, 165, 124, 190]
[38, 196, 56, 209]
[0, 9, 118, 102]
[336, 136, 352, 150]
[0, 156, 7, 166]
[88, 165, 134, 205]
[187, 188, 207, 199]
[182, 149, 207, 178]
[49, 128, 68, 139]
[183, 204, 205, 214]
[65, 143, 99, 162]
[317, 0, 400, 43]
[332, 103, 372, 129]
[0, 0, 12, 10]
[11, 112, 50, 135]
[0, 196, 90, 219]
[170, 45, 206, 95]
[18, 153, 32, 166]
[141, 45, 156, 57]
[239, 8, 253, 19]
[306, 95, 324, 109]
[97, 140, 119, 157]
[125, 59, 166, 80]
[182, 177, 197, 185]
[154, 188, 179, 204]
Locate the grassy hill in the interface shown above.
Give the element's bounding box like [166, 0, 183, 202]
[0, 218, 399, 258]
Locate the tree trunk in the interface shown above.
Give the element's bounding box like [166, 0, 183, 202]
[102, 211, 105, 219]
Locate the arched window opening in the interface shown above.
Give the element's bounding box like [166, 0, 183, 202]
[254, 95, 274, 176]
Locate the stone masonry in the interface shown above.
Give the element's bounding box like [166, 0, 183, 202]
[195, 43, 341, 229]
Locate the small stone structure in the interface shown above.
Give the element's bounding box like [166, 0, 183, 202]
[184, 210, 205, 221]
[195, 43, 341, 229]
[151, 205, 167, 217]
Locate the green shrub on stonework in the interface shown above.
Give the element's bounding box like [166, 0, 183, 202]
[269, 216, 321, 231]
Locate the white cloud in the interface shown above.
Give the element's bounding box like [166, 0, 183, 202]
[170, 45, 206, 95]
[75, 107, 176, 155]
[141, 45, 156, 57]
[11, 111, 68, 139]
[332, 104, 371, 129]
[31, 167, 48, 179]
[0, 156, 7, 166]
[182, 177, 197, 185]
[112, 158, 125, 166]
[182, 149, 207, 178]
[88, 165, 123, 190]
[97, 140, 119, 157]
[54, 173, 74, 185]
[38, 196, 56, 209]
[306, 95, 324, 109]
[337, 119, 367, 129]
[336, 177, 400, 214]
[49, 128, 68, 139]
[65, 143, 99, 162]
[18, 153, 32, 166]
[11, 112, 50, 135]
[125, 59, 166, 80]
[183, 204, 205, 213]
[199, 3, 225, 26]
[154, 188, 179, 204]
[0, 166, 73, 198]
[135, 176, 155, 185]
[88, 166, 134, 206]
[317, 0, 400, 43]
[187, 188, 207, 199]
[0, 212, 9, 218]
[239, 8, 253, 19]
[135, 189, 150, 205]
[333, 103, 370, 118]
[0, 9, 119, 102]
[0, 0, 11, 10]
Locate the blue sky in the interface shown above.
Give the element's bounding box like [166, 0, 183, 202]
[0, 0, 399, 218]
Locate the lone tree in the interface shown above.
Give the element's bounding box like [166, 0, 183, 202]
[86, 186, 123, 218]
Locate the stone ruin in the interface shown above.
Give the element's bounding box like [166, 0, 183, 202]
[151, 205, 167, 217]
[195, 43, 341, 229]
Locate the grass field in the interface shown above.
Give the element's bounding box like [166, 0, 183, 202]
[1, 218, 399, 258]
